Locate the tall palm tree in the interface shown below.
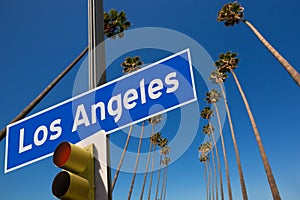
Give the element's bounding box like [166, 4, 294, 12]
[111, 56, 144, 191]
[205, 88, 229, 200]
[217, 1, 300, 86]
[205, 90, 225, 200]
[140, 115, 162, 200]
[161, 156, 171, 200]
[201, 124, 217, 200]
[215, 51, 281, 199]
[198, 142, 214, 199]
[0, 9, 132, 141]
[201, 107, 218, 200]
[127, 121, 145, 199]
[160, 146, 170, 200]
[207, 152, 213, 200]
[140, 139, 153, 200]
[199, 147, 210, 200]
[209, 68, 248, 200]
[147, 132, 162, 200]
[155, 137, 168, 200]
[104, 9, 131, 38]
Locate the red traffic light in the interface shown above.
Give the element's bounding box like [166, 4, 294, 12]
[53, 142, 91, 174]
[52, 142, 95, 200]
[53, 142, 71, 168]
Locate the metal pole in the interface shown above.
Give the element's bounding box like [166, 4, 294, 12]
[88, 0, 106, 88]
[88, 0, 112, 199]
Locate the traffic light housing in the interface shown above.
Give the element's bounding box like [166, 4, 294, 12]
[52, 142, 95, 200]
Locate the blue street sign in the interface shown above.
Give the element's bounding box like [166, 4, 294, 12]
[5, 48, 197, 173]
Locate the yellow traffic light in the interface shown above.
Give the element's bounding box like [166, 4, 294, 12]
[52, 142, 95, 200]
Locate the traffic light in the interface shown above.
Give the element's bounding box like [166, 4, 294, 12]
[52, 142, 95, 200]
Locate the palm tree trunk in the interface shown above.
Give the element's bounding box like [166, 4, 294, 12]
[213, 103, 225, 200]
[160, 163, 167, 200]
[230, 69, 281, 200]
[111, 125, 133, 191]
[147, 145, 157, 200]
[204, 162, 209, 200]
[155, 155, 162, 200]
[208, 159, 213, 200]
[243, 20, 300, 87]
[0, 47, 88, 141]
[127, 122, 145, 199]
[210, 131, 222, 200]
[217, 84, 232, 200]
[210, 145, 216, 200]
[140, 123, 155, 200]
[219, 83, 249, 200]
[213, 147, 221, 200]
[209, 120, 223, 200]
[140, 143, 153, 200]
[163, 165, 168, 200]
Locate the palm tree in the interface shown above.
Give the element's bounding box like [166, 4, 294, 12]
[155, 137, 168, 200]
[201, 124, 217, 200]
[140, 115, 162, 200]
[217, 1, 300, 86]
[198, 141, 214, 199]
[0, 9, 132, 141]
[148, 114, 163, 133]
[201, 107, 218, 200]
[208, 158, 213, 200]
[199, 142, 212, 153]
[147, 132, 162, 200]
[121, 56, 143, 74]
[215, 51, 281, 199]
[199, 141, 213, 200]
[161, 156, 171, 200]
[160, 146, 170, 158]
[209, 68, 248, 200]
[159, 146, 170, 200]
[127, 121, 145, 199]
[205, 89, 231, 199]
[111, 56, 144, 191]
[140, 138, 153, 200]
[157, 137, 168, 149]
[201, 106, 214, 120]
[199, 150, 210, 200]
[198, 145, 214, 199]
[104, 9, 131, 38]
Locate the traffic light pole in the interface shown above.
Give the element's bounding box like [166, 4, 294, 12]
[87, 0, 112, 200]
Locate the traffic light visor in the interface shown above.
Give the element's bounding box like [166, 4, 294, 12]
[53, 142, 91, 174]
[53, 142, 71, 168]
[52, 171, 89, 200]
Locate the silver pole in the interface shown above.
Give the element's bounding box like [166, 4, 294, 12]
[88, 0, 106, 89]
[88, 0, 111, 199]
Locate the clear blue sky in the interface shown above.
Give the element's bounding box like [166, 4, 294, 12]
[0, 0, 299, 199]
